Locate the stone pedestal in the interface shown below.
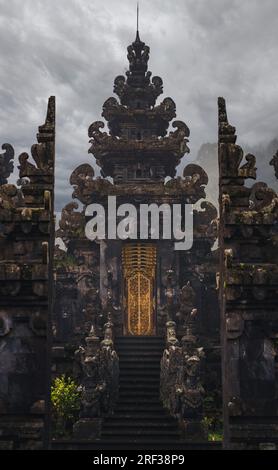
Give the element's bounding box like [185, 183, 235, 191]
[181, 419, 207, 441]
[73, 418, 102, 440]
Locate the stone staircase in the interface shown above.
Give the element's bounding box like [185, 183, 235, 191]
[53, 336, 221, 450]
[100, 336, 180, 449]
[95, 336, 216, 450]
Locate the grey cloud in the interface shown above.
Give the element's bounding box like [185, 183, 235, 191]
[0, 0, 277, 211]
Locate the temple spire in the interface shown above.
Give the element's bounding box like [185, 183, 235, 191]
[136, 2, 140, 42]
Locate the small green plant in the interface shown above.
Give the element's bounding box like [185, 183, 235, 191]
[51, 375, 81, 437]
[202, 392, 223, 444]
[202, 415, 214, 430]
[208, 431, 223, 442]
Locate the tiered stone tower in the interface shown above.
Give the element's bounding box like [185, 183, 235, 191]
[89, 30, 189, 183]
[69, 29, 215, 339]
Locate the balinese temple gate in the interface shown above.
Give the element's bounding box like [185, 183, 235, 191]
[55, 29, 221, 448]
[0, 25, 277, 452]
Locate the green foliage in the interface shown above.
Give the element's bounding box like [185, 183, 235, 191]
[51, 375, 81, 437]
[202, 392, 223, 443]
[202, 414, 223, 443]
[202, 415, 214, 430]
[208, 431, 223, 442]
[54, 254, 77, 269]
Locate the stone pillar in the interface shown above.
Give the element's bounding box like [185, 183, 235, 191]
[0, 97, 55, 450]
[218, 97, 278, 449]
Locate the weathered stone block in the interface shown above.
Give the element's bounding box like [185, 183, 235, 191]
[73, 418, 102, 440]
[181, 419, 207, 441]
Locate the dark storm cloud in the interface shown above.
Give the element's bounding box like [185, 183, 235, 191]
[0, 0, 277, 210]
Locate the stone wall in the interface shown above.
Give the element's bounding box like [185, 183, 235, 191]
[218, 97, 278, 449]
[0, 97, 55, 450]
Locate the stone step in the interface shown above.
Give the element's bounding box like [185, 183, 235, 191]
[120, 370, 160, 373]
[120, 370, 160, 376]
[118, 354, 164, 358]
[116, 345, 165, 349]
[103, 420, 178, 428]
[118, 350, 163, 356]
[101, 429, 181, 437]
[104, 414, 175, 424]
[119, 363, 160, 370]
[117, 347, 164, 350]
[120, 372, 160, 378]
[108, 410, 175, 418]
[115, 336, 165, 341]
[119, 386, 160, 391]
[116, 343, 164, 349]
[116, 346, 164, 348]
[117, 340, 164, 344]
[117, 391, 161, 398]
[115, 404, 165, 412]
[117, 398, 162, 405]
[120, 377, 159, 384]
[120, 371, 160, 379]
[117, 352, 163, 358]
[119, 387, 160, 393]
[120, 376, 160, 382]
[52, 440, 222, 451]
[119, 378, 160, 386]
[112, 411, 171, 419]
[119, 357, 162, 364]
[116, 341, 164, 346]
[119, 385, 159, 393]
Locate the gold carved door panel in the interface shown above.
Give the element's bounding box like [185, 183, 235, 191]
[122, 244, 156, 336]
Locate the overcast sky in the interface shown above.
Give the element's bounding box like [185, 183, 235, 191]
[0, 0, 278, 210]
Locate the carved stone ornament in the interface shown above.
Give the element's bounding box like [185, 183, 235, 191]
[0, 144, 14, 185]
[0, 312, 12, 336]
[226, 313, 244, 339]
[270, 150, 278, 179]
[70, 164, 112, 205]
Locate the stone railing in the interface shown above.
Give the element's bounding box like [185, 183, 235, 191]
[160, 318, 206, 440]
[73, 316, 119, 439]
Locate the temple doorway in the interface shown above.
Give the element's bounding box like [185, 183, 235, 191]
[122, 243, 157, 336]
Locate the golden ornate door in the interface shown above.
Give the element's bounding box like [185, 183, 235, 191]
[122, 244, 156, 336]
